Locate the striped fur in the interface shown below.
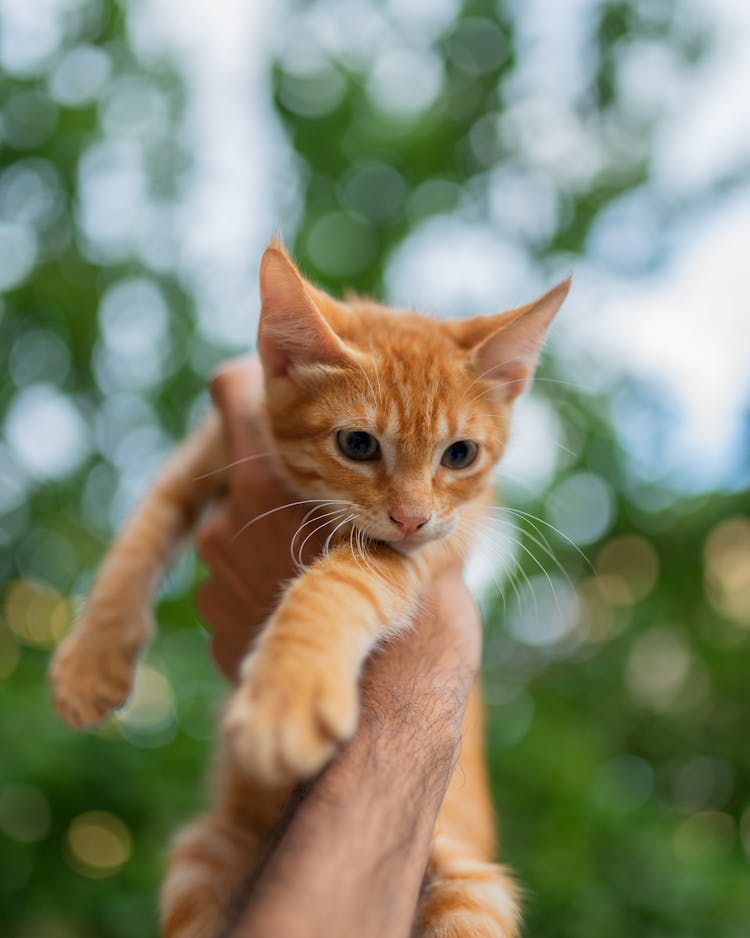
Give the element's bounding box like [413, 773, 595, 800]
[49, 241, 569, 936]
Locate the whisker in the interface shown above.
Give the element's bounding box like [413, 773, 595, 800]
[297, 513, 348, 569]
[353, 520, 387, 580]
[495, 506, 593, 570]
[290, 506, 319, 569]
[500, 542, 539, 619]
[462, 354, 534, 405]
[357, 526, 384, 581]
[350, 525, 366, 576]
[348, 525, 365, 576]
[292, 508, 349, 570]
[367, 340, 385, 406]
[491, 513, 574, 590]
[550, 439, 577, 458]
[323, 514, 357, 555]
[475, 512, 545, 602]
[193, 452, 274, 481]
[500, 525, 561, 618]
[470, 517, 525, 614]
[465, 381, 517, 406]
[460, 356, 521, 402]
[466, 371, 592, 408]
[502, 425, 578, 460]
[532, 375, 593, 394]
[355, 358, 380, 410]
[492, 469, 538, 492]
[497, 507, 557, 560]
[458, 518, 515, 617]
[232, 498, 354, 543]
[350, 526, 374, 579]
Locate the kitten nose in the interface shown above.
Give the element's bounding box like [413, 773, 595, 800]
[389, 513, 430, 536]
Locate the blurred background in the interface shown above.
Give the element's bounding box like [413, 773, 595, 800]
[1, 0, 749, 934]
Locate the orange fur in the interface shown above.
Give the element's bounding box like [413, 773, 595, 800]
[49, 240, 569, 936]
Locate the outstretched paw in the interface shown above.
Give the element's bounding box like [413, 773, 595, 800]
[223, 649, 359, 787]
[50, 620, 143, 730]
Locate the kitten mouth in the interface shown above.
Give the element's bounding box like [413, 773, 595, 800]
[379, 530, 442, 553]
[360, 530, 420, 552]
[356, 523, 444, 552]
[390, 539, 423, 555]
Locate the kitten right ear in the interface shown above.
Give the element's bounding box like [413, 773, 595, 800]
[258, 243, 351, 378]
[457, 278, 571, 402]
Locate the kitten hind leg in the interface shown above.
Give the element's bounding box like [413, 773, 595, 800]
[160, 812, 261, 938]
[161, 741, 290, 938]
[418, 834, 521, 938]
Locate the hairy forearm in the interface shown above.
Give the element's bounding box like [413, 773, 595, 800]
[227, 658, 471, 938]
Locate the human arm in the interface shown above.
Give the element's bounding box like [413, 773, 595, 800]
[225, 569, 480, 938]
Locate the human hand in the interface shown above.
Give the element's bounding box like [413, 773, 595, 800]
[196, 356, 328, 681]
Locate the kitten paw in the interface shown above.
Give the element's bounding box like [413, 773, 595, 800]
[420, 852, 520, 938]
[50, 624, 141, 730]
[420, 911, 517, 938]
[223, 650, 359, 787]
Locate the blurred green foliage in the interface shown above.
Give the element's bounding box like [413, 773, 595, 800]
[1, 1, 749, 936]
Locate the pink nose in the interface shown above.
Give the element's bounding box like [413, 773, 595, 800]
[389, 513, 430, 536]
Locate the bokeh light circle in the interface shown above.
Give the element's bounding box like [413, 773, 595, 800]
[65, 811, 132, 878]
[545, 472, 615, 546]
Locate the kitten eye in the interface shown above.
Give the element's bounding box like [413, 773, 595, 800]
[336, 429, 381, 461]
[441, 440, 478, 470]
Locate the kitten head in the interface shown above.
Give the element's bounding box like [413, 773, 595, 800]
[257, 240, 569, 552]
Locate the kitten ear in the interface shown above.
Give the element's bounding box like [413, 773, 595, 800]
[470, 277, 571, 402]
[258, 242, 351, 378]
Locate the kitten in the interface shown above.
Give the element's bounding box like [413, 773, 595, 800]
[50, 239, 569, 937]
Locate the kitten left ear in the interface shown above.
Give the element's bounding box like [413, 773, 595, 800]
[470, 277, 571, 402]
[258, 241, 352, 379]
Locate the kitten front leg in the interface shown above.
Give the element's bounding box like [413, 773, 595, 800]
[223, 542, 424, 787]
[50, 593, 153, 730]
[50, 485, 180, 729]
[51, 414, 227, 729]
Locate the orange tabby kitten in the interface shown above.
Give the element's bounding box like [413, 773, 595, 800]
[50, 240, 569, 937]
